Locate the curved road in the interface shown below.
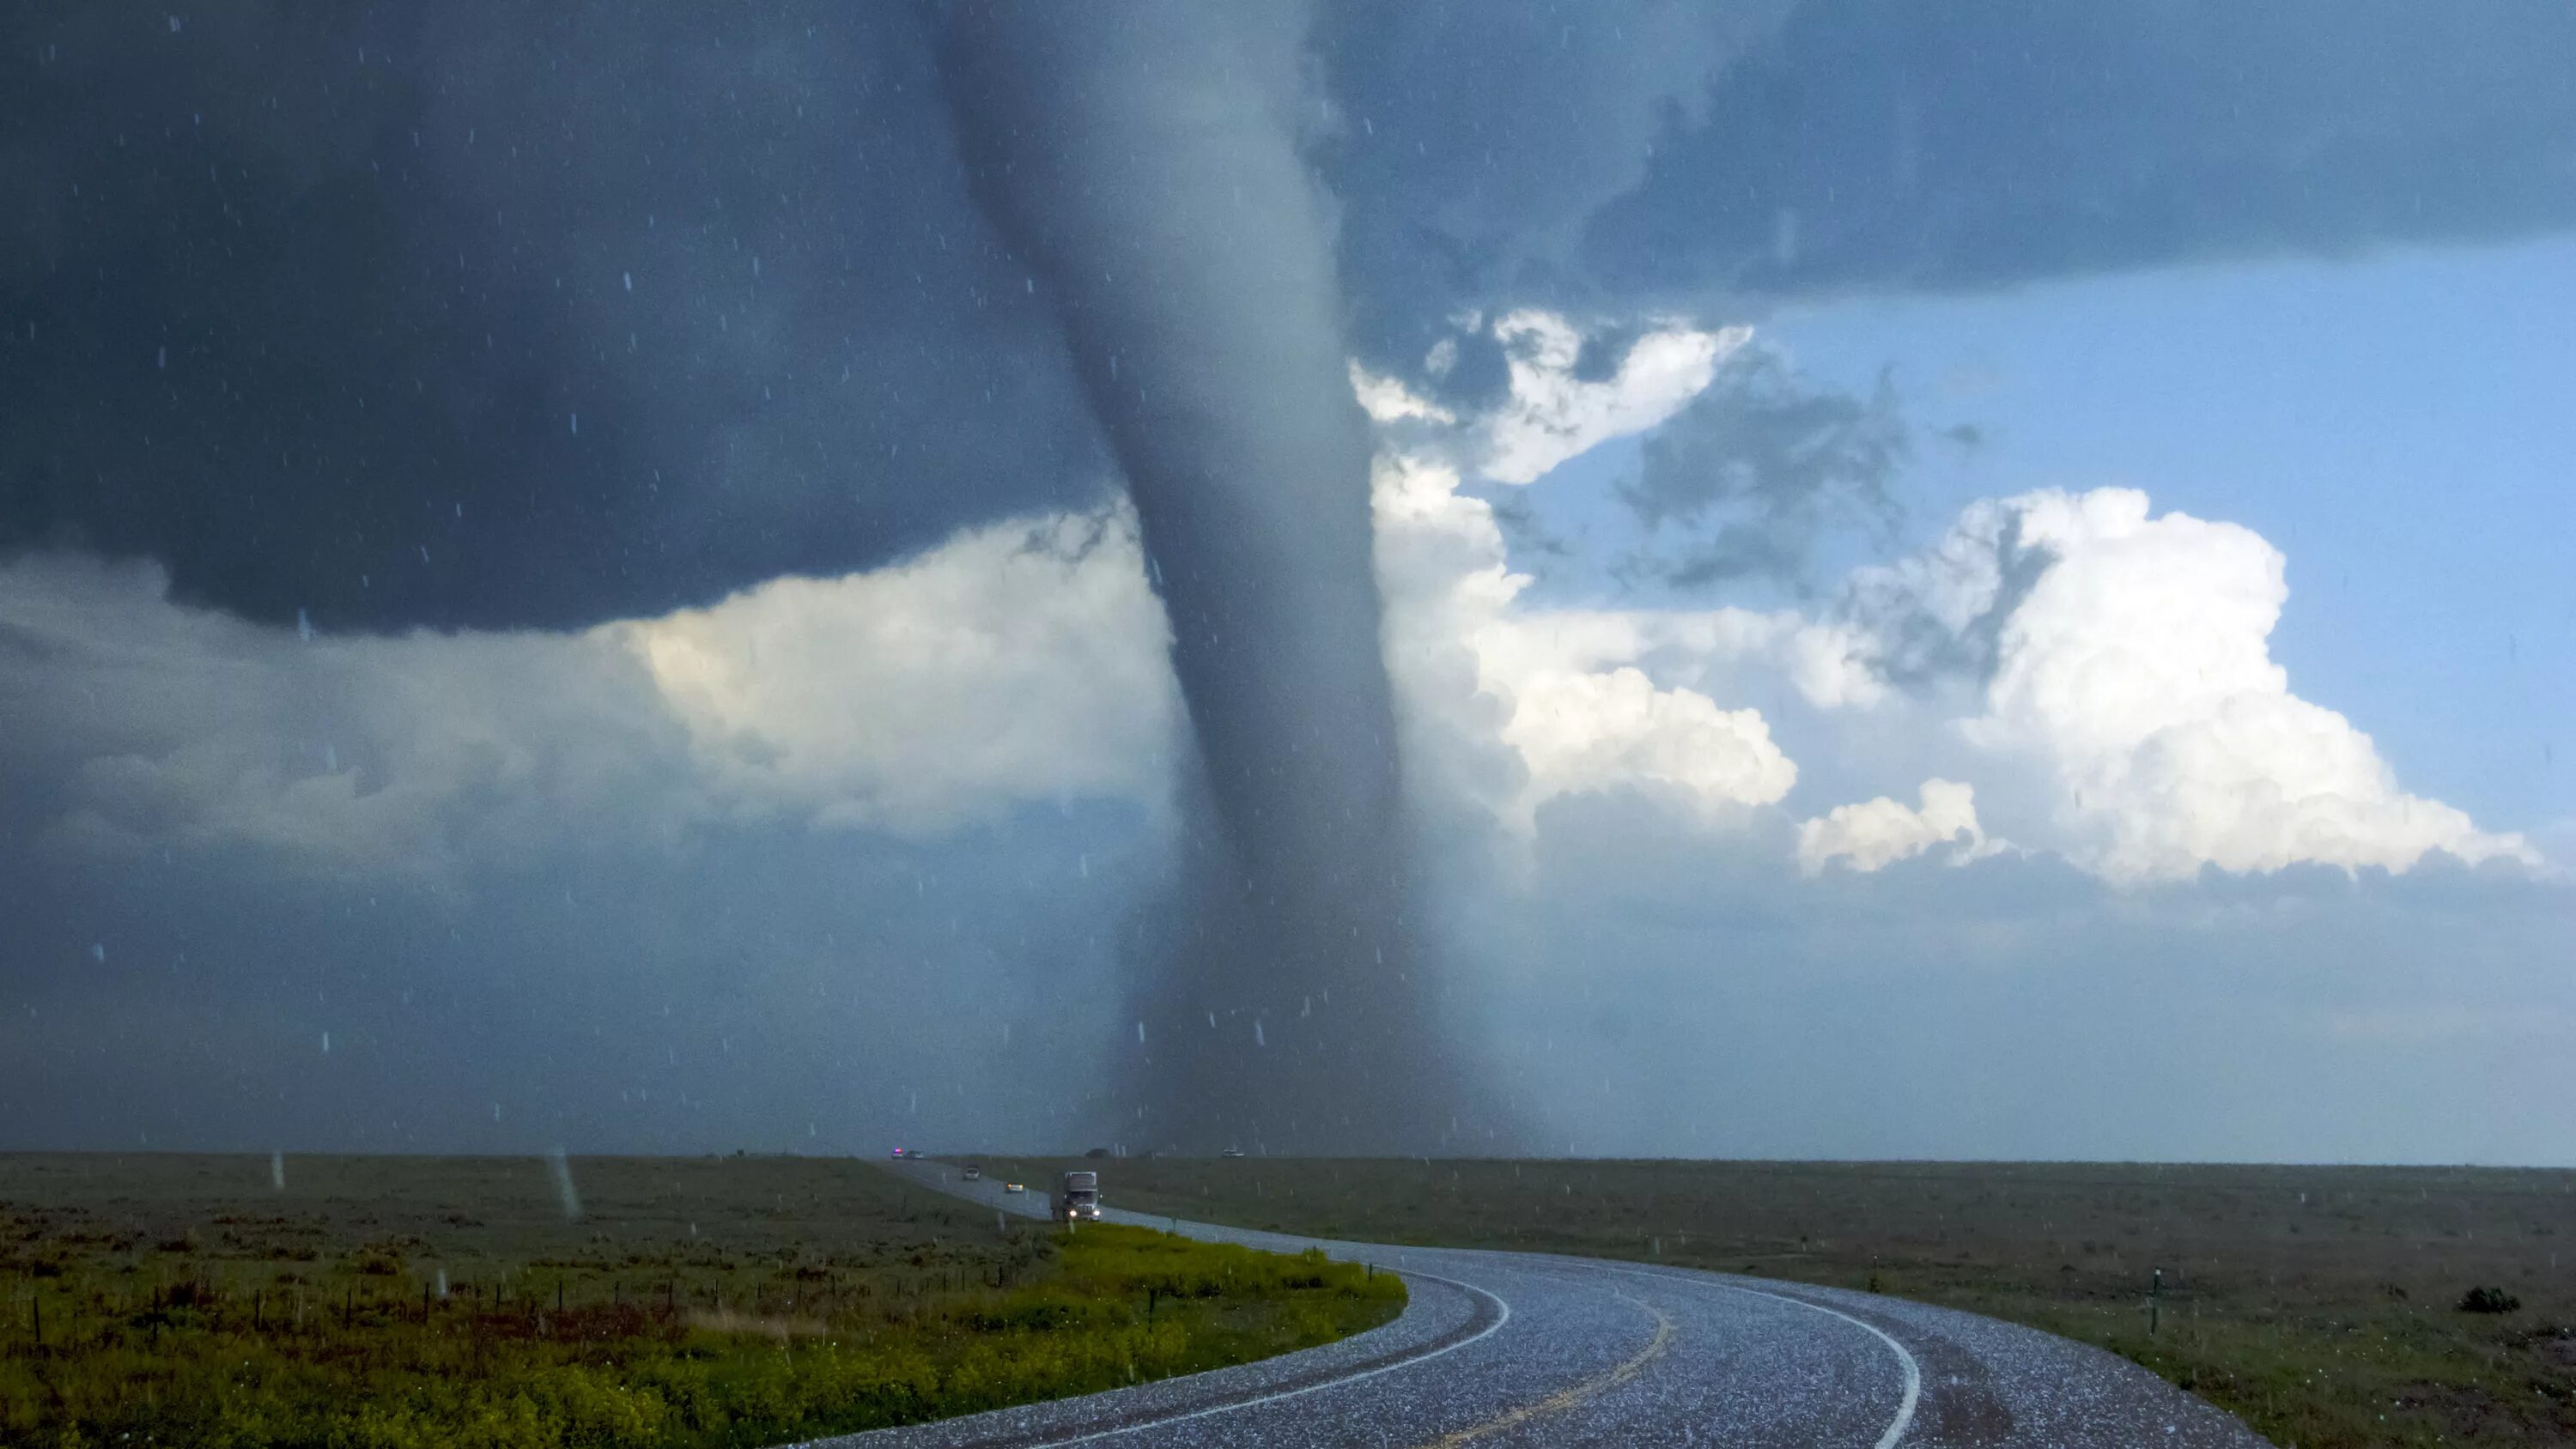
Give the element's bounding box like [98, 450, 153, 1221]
[836, 1161, 2265, 1448]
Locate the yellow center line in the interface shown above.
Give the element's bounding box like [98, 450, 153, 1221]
[1414, 1291, 1677, 1447]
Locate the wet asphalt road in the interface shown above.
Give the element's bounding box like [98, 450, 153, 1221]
[815, 1161, 2267, 1448]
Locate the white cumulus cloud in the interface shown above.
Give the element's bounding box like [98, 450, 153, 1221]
[0, 510, 1180, 872]
[1476, 310, 1745, 485]
[1359, 312, 2527, 890]
[1503, 664, 1795, 824]
[627, 510, 1178, 836]
[1373, 446, 1795, 836]
[1906, 488, 2534, 882]
[1797, 778, 1998, 874]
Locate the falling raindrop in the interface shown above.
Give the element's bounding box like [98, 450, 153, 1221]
[623, 271, 633, 292]
[1135, 1021, 1147, 1045]
[296, 609, 313, 643]
[89, 942, 105, 964]
[270, 1152, 285, 1190]
[1254, 1020, 1267, 1047]
[321, 1031, 331, 1054]
[568, 412, 579, 436]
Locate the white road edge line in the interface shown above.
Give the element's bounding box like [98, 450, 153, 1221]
[1583, 1260, 1921, 1449]
[896, 1167, 1914, 1446]
[1018, 1267, 1513, 1448]
[1712, 1283, 1921, 1449]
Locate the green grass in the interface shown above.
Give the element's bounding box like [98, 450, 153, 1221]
[0, 1154, 1403, 1449]
[968, 1155, 2576, 1449]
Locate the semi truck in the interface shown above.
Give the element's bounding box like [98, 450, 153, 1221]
[1054, 1169, 1101, 1223]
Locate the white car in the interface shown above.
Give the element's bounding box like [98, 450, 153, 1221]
[963, 1165, 982, 1181]
[1003, 1180, 1025, 1194]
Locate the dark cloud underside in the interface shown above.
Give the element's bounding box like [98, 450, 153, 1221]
[9, 3, 2574, 630]
[1, 3, 1103, 633]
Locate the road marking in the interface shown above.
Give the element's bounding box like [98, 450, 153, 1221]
[887, 1163, 1917, 1447]
[1413, 1292, 1674, 1447]
[1016, 1268, 1512, 1447]
[1583, 1260, 1921, 1448]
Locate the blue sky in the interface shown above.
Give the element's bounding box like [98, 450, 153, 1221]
[1502, 236, 2576, 835]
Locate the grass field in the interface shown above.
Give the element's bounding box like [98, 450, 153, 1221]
[0, 1154, 1403, 1449]
[965, 1155, 2576, 1449]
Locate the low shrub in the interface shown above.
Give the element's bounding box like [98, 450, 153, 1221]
[1, 1221, 1400, 1449]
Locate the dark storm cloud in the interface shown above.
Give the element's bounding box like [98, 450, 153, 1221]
[1590, 0, 2576, 301]
[935, 1, 1475, 1154]
[1316, 0, 1797, 391]
[9, 2, 2574, 631]
[1327, 1, 2576, 383]
[1, 3, 1103, 632]
[1619, 348, 1909, 591]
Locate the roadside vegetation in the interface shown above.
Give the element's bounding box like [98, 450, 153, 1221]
[0, 1154, 1402, 1449]
[974, 1155, 2576, 1449]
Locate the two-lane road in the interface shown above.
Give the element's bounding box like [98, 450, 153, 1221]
[828, 1160, 2264, 1447]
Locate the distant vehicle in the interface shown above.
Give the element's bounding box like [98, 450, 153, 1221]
[1003, 1181, 1024, 1194]
[963, 1164, 982, 1181]
[1220, 1147, 1245, 1159]
[1054, 1169, 1101, 1223]
[890, 1148, 909, 1160]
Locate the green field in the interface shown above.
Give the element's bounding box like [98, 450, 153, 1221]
[966, 1155, 2576, 1449]
[0, 1154, 1403, 1449]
